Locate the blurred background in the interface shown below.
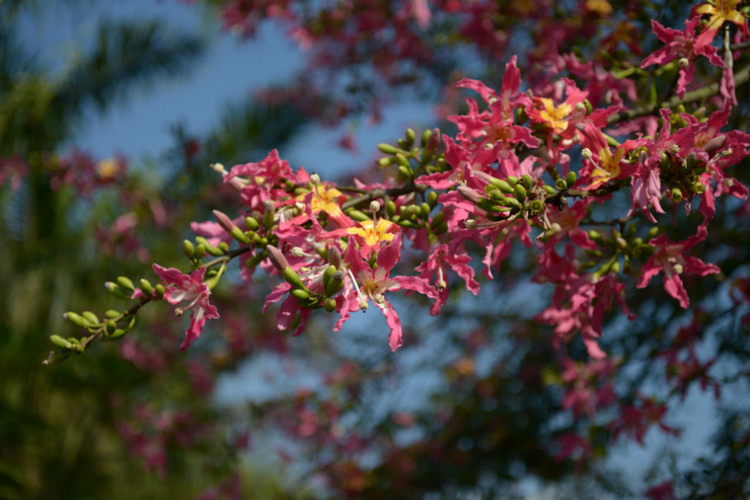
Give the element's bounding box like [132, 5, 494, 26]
[2, 1, 749, 499]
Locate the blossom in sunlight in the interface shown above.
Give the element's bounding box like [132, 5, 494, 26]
[150, 264, 219, 349]
[335, 235, 436, 351]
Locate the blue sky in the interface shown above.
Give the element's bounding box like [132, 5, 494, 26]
[21, 0, 433, 179]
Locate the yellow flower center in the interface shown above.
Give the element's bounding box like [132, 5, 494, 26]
[346, 219, 396, 247]
[298, 184, 344, 216]
[538, 98, 572, 134]
[696, 0, 746, 32]
[591, 146, 625, 185]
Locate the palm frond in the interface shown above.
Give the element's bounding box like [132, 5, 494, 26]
[52, 18, 206, 131]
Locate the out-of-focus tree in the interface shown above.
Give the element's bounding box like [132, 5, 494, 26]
[0, 2, 314, 498]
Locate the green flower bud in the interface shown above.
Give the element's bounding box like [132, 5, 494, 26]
[322, 264, 337, 292]
[183, 239, 195, 259]
[430, 211, 445, 230]
[420, 202, 431, 219]
[323, 297, 337, 312]
[245, 216, 260, 231]
[529, 199, 544, 213]
[82, 311, 100, 327]
[154, 284, 165, 299]
[139, 279, 153, 297]
[345, 209, 370, 221]
[514, 184, 527, 202]
[50, 334, 73, 349]
[543, 185, 557, 195]
[326, 270, 345, 297]
[105, 320, 117, 336]
[670, 187, 683, 202]
[428, 190, 439, 207]
[507, 175, 519, 186]
[194, 243, 206, 260]
[397, 165, 412, 178]
[555, 178, 568, 191]
[647, 226, 660, 240]
[405, 128, 416, 146]
[378, 157, 396, 168]
[566, 171, 577, 186]
[105, 309, 120, 319]
[385, 200, 397, 217]
[521, 174, 532, 189]
[104, 282, 130, 299]
[291, 288, 310, 301]
[420, 129, 432, 147]
[64, 312, 86, 328]
[378, 143, 400, 155]
[116, 276, 135, 292]
[489, 178, 514, 194]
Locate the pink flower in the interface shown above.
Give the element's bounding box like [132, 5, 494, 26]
[641, 18, 723, 98]
[151, 264, 219, 349]
[335, 235, 436, 351]
[637, 227, 720, 308]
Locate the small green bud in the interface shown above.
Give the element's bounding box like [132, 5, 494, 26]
[430, 211, 446, 230]
[105, 320, 117, 336]
[507, 175, 519, 186]
[385, 200, 397, 217]
[139, 278, 153, 297]
[397, 138, 409, 149]
[489, 178, 515, 194]
[105, 309, 120, 319]
[281, 267, 309, 291]
[397, 165, 412, 178]
[405, 128, 416, 146]
[323, 297, 337, 312]
[419, 202, 431, 219]
[195, 243, 206, 260]
[245, 216, 260, 231]
[183, 239, 195, 259]
[104, 282, 130, 299]
[378, 157, 396, 168]
[427, 190, 439, 207]
[529, 199, 544, 213]
[116, 276, 135, 292]
[50, 335, 73, 349]
[583, 99, 593, 114]
[514, 184, 527, 202]
[555, 178, 568, 191]
[291, 288, 310, 301]
[647, 226, 660, 240]
[521, 174, 532, 189]
[543, 185, 557, 195]
[326, 270, 345, 296]
[670, 187, 683, 203]
[566, 171, 577, 186]
[322, 264, 337, 293]
[421, 129, 432, 147]
[378, 143, 400, 155]
[64, 312, 86, 328]
[345, 209, 371, 222]
[154, 284, 165, 299]
[81, 311, 100, 327]
[218, 242, 229, 254]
